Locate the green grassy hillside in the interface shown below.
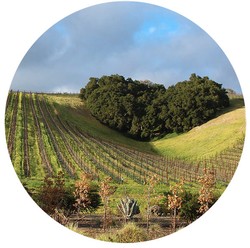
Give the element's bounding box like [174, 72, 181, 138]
[48, 94, 245, 161]
[152, 107, 245, 160]
[46, 94, 155, 154]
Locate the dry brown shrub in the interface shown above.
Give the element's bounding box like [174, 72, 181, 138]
[99, 177, 116, 231]
[167, 179, 184, 231]
[198, 168, 215, 214]
[73, 173, 92, 214]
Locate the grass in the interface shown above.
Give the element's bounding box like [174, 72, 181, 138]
[151, 107, 245, 160]
[26, 94, 44, 177]
[97, 222, 148, 243]
[45, 94, 155, 154]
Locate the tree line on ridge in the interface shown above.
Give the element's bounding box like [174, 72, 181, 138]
[79, 73, 229, 140]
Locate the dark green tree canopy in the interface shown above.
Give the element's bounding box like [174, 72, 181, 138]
[80, 74, 229, 140]
[165, 74, 229, 132]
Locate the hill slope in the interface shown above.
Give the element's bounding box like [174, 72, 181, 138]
[46, 94, 155, 154]
[152, 107, 245, 160]
[48, 94, 245, 161]
[5, 92, 245, 186]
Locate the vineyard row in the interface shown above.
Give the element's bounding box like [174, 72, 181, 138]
[5, 92, 243, 184]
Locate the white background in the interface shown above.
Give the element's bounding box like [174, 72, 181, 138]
[0, 1, 249, 247]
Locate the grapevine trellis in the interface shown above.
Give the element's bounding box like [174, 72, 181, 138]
[22, 92, 30, 177]
[5, 91, 244, 185]
[36, 94, 76, 178]
[7, 91, 19, 160]
[29, 92, 54, 176]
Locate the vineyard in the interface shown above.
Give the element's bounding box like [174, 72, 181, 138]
[4, 90, 245, 241]
[5, 91, 244, 186]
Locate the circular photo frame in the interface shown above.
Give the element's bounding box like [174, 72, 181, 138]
[2, 1, 248, 247]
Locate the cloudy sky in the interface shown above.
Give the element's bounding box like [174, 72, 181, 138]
[11, 2, 241, 93]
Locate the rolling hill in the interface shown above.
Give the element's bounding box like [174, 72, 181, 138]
[152, 107, 245, 160]
[48, 94, 245, 160]
[4, 91, 245, 242]
[5, 92, 245, 186]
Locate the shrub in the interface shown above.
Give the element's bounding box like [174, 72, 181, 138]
[38, 171, 66, 214]
[73, 173, 92, 213]
[98, 222, 147, 243]
[179, 191, 201, 223]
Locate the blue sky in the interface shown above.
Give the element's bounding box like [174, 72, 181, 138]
[11, 2, 241, 93]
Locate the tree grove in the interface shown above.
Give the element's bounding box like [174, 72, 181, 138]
[80, 74, 229, 140]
